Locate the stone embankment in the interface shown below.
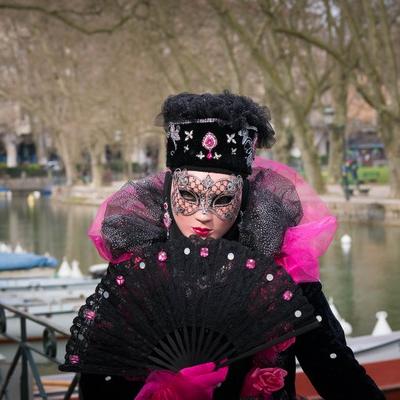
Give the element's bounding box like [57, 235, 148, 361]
[321, 185, 400, 226]
[52, 182, 125, 206]
[54, 182, 400, 226]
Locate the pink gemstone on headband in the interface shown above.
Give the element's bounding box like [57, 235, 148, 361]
[206, 152, 213, 159]
[84, 310, 96, 320]
[283, 290, 293, 301]
[202, 132, 218, 151]
[116, 275, 125, 286]
[158, 250, 168, 262]
[69, 354, 80, 364]
[200, 247, 209, 257]
[245, 258, 256, 269]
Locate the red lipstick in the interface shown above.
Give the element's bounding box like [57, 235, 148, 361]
[192, 227, 212, 237]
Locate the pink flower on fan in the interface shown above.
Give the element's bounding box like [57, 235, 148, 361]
[241, 367, 287, 398]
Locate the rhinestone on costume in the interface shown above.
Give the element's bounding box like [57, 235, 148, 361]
[283, 290, 293, 301]
[69, 354, 80, 364]
[139, 261, 146, 269]
[184, 247, 191, 255]
[266, 273, 274, 281]
[105, 376, 112, 381]
[158, 250, 168, 262]
[294, 310, 302, 318]
[84, 309, 96, 320]
[200, 247, 209, 257]
[163, 212, 172, 230]
[103, 291, 109, 299]
[330, 353, 337, 359]
[227, 252, 234, 260]
[316, 315, 322, 322]
[116, 275, 125, 286]
[245, 259, 256, 269]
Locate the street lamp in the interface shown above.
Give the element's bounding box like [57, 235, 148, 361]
[322, 106, 335, 127]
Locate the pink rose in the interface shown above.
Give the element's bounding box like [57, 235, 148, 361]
[241, 367, 287, 399]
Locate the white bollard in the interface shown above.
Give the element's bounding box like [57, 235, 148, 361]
[71, 260, 83, 278]
[329, 297, 353, 336]
[372, 311, 392, 336]
[57, 257, 72, 278]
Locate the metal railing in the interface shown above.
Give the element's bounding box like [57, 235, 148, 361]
[0, 302, 78, 400]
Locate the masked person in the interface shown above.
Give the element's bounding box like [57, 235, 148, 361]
[61, 92, 384, 400]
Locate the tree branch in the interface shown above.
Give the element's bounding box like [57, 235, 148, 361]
[0, 2, 144, 35]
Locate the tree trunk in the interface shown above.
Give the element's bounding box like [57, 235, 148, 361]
[89, 142, 104, 188]
[272, 129, 292, 165]
[328, 66, 348, 183]
[268, 99, 292, 165]
[4, 133, 18, 167]
[294, 116, 326, 193]
[158, 133, 166, 171]
[327, 125, 344, 183]
[55, 133, 77, 186]
[379, 114, 400, 198]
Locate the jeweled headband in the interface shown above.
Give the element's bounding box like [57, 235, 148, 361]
[165, 118, 258, 176]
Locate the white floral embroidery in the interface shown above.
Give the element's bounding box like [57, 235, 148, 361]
[231, 148, 237, 155]
[196, 151, 205, 159]
[226, 133, 236, 144]
[184, 130, 193, 141]
[167, 123, 181, 151]
[214, 152, 222, 160]
[238, 128, 255, 167]
[183, 145, 189, 153]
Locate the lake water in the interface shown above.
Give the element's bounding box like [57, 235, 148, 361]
[1, 195, 399, 336]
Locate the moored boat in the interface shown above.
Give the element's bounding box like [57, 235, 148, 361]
[0, 251, 58, 278]
[296, 331, 400, 399]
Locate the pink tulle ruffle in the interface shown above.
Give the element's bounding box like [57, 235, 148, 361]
[253, 157, 337, 282]
[87, 172, 165, 264]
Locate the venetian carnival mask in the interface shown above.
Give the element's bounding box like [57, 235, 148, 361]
[171, 169, 243, 221]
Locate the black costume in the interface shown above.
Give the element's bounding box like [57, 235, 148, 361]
[61, 92, 384, 399]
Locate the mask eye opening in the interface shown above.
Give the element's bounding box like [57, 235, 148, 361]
[178, 189, 198, 203]
[213, 195, 234, 207]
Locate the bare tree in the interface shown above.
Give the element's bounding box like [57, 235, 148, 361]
[207, 0, 335, 192]
[274, 0, 400, 196]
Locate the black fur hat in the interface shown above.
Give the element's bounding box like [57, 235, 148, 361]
[156, 91, 275, 176]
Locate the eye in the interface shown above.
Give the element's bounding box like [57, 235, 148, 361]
[213, 195, 234, 206]
[179, 190, 197, 202]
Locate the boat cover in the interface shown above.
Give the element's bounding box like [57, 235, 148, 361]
[0, 252, 58, 271]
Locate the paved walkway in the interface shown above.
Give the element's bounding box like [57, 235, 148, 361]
[322, 184, 397, 204]
[56, 182, 397, 205]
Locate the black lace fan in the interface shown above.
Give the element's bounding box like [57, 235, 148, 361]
[60, 236, 318, 378]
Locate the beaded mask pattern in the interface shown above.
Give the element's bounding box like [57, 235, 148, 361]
[171, 169, 243, 221]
